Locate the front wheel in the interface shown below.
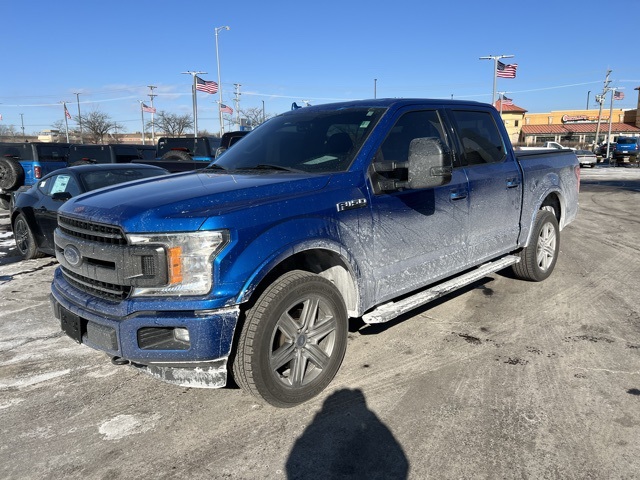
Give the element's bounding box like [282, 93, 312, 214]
[512, 210, 559, 282]
[232, 270, 348, 408]
[13, 213, 44, 260]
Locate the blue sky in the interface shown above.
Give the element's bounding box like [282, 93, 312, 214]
[2, 0, 638, 136]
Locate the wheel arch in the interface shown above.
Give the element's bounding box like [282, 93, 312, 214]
[238, 245, 360, 319]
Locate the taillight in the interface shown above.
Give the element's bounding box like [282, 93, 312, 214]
[34, 166, 42, 179]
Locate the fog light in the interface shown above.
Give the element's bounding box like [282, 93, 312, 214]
[174, 327, 190, 343]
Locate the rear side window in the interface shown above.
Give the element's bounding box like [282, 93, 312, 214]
[35, 144, 69, 162]
[69, 146, 111, 164]
[449, 110, 506, 165]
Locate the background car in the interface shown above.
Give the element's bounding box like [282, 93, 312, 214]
[10, 163, 168, 259]
[575, 149, 597, 168]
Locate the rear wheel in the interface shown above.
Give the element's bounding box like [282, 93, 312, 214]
[512, 210, 559, 282]
[0, 158, 25, 190]
[232, 270, 348, 407]
[13, 213, 44, 260]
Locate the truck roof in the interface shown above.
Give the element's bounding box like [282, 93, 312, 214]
[290, 98, 491, 113]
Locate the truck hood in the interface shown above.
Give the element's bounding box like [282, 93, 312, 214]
[59, 170, 331, 232]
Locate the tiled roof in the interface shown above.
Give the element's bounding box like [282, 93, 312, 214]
[494, 100, 527, 113]
[521, 123, 640, 134]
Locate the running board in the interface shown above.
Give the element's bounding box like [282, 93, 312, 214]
[362, 255, 520, 324]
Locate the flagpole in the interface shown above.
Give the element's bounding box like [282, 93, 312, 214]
[140, 101, 146, 145]
[181, 71, 206, 138]
[215, 25, 230, 137]
[63, 102, 70, 143]
[479, 54, 514, 105]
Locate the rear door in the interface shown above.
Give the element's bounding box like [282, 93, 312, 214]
[367, 108, 470, 303]
[447, 108, 522, 264]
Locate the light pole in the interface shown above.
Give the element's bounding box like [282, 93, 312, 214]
[586, 91, 591, 110]
[215, 25, 230, 136]
[20, 113, 25, 138]
[74, 92, 83, 143]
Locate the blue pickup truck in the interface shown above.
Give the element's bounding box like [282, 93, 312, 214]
[50, 99, 579, 407]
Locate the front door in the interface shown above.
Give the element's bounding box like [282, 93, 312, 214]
[367, 109, 470, 304]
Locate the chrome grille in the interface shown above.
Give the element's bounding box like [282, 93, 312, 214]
[58, 215, 126, 245]
[61, 267, 131, 301]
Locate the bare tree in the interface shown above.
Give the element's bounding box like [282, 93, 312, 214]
[239, 107, 274, 129]
[0, 124, 18, 140]
[73, 110, 122, 144]
[150, 111, 193, 137]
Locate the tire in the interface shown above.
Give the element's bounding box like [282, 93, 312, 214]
[232, 270, 348, 408]
[161, 150, 193, 162]
[0, 157, 25, 190]
[13, 213, 44, 260]
[512, 210, 559, 282]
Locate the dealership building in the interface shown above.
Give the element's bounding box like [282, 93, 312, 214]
[496, 86, 640, 147]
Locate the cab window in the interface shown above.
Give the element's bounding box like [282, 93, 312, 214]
[449, 110, 506, 165]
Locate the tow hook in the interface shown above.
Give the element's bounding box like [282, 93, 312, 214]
[111, 356, 130, 366]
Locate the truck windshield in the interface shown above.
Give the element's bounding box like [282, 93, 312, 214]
[213, 107, 386, 173]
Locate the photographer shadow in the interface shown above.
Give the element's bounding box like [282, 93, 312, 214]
[286, 388, 409, 479]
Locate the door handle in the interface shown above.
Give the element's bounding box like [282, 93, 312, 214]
[506, 178, 520, 189]
[450, 190, 468, 200]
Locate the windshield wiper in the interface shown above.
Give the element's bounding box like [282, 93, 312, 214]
[239, 164, 302, 173]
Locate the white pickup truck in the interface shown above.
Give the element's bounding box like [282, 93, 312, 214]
[517, 142, 575, 151]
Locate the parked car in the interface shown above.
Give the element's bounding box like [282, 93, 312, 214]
[596, 142, 616, 158]
[575, 149, 597, 168]
[0, 142, 69, 210]
[612, 137, 639, 160]
[11, 163, 168, 260]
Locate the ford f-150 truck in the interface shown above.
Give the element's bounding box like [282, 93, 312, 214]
[50, 99, 579, 407]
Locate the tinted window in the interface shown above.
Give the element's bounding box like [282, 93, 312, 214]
[157, 138, 215, 157]
[79, 168, 165, 191]
[69, 146, 112, 164]
[449, 110, 506, 165]
[35, 144, 69, 162]
[616, 137, 637, 145]
[0, 143, 30, 160]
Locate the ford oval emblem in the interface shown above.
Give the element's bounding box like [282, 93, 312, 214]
[63, 245, 82, 267]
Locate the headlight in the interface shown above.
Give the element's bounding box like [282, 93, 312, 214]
[127, 231, 228, 296]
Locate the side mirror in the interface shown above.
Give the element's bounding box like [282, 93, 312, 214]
[215, 146, 227, 158]
[406, 137, 452, 189]
[52, 192, 72, 202]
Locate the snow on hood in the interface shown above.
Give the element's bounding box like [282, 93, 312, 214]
[58, 170, 330, 232]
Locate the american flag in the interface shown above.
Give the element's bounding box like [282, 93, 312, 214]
[64, 104, 71, 119]
[614, 91, 624, 100]
[500, 94, 513, 106]
[142, 103, 156, 114]
[195, 76, 219, 94]
[496, 61, 518, 79]
[220, 104, 233, 114]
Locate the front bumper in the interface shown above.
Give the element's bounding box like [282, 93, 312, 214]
[51, 272, 241, 388]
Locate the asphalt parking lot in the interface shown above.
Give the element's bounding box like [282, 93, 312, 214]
[1, 166, 639, 479]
